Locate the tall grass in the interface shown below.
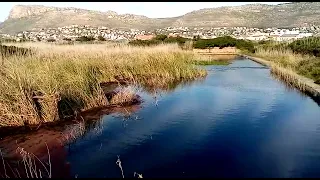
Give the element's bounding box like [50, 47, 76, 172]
[0, 43, 206, 127]
[254, 46, 320, 87]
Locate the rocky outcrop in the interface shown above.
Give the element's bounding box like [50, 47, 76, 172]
[1, 2, 320, 34]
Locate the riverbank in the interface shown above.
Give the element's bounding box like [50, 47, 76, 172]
[0, 43, 206, 128]
[242, 54, 320, 101]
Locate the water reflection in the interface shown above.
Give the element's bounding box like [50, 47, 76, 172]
[1, 56, 320, 178]
[65, 58, 320, 178]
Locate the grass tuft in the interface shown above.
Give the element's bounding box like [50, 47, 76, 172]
[0, 42, 206, 127]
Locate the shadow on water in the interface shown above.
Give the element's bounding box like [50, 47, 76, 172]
[270, 73, 320, 107]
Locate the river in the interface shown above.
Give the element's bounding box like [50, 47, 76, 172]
[1, 56, 320, 178]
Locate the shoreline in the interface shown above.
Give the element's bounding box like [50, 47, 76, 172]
[242, 54, 320, 102]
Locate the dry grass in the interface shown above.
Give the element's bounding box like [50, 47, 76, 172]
[0, 144, 52, 178]
[109, 86, 138, 105]
[270, 64, 307, 91]
[192, 54, 236, 65]
[60, 120, 86, 145]
[254, 47, 307, 68]
[0, 42, 206, 127]
[253, 47, 320, 91]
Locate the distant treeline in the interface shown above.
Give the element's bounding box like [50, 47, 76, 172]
[129, 35, 255, 53]
[193, 36, 255, 53]
[129, 34, 189, 47]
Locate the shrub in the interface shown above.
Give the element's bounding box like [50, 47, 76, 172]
[63, 38, 72, 41]
[155, 34, 168, 41]
[193, 36, 255, 53]
[288, 37, 320, 57]
[129, 34, 189, 47]
[76, 36, 95, 42]
[98, 35, 106, 41]
[47, 39, 56, 42]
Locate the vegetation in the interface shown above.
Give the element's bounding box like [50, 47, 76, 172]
[193, 36, 255, 53]
[63, 37, 72, 41]
[129, 34, 190, 48]
[0, 38, 17, 43]
[192, 60, 231, 66]
[192, 54, 236, 66]
[0, 44, 33, 58]
[97, 35, 106, 41]
[288, 37, 320, 57]
[47, 39, 56, 42]
[252, 37, 320, 84]
[0, 42, 206, 127]
[75, 36, 95, 42]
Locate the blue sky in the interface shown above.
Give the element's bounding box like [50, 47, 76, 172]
[0, 2, 283, 22]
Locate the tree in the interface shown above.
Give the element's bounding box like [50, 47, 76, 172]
[193, 35, 200, 41]
[76, 36, 95, 42]
[63, 37, 72, 41]
[47, 39, 56, 42]
[154, 34, 168, 41]
[98, 35, 106, 41]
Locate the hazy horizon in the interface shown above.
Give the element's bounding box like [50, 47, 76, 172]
[0, 2, 283, 22]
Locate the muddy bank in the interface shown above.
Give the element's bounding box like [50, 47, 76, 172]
[243, 55, 320, 103]
[0, 103, 141, 178]
[0, 81, 141, 138]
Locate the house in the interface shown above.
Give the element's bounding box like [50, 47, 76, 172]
[201, 35, 217, 39]
[135, 34, 155, 40]
[168, 33, 178, 38]
[278, 34, 300, 42]
[269, 34, 281, 41]
[297, 33, 313, 39]
[246, 34, 268, 41]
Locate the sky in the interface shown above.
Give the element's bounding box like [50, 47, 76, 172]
[0, 2, 283, 22]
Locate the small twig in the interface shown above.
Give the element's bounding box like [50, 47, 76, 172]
[6, 161, 16, 178]
[0, 149, 9, 178]
[15, 168, 21, 178]
[116, 155, 124, 178]
[134, 172, 143, 178]
[45, 142, 52, 178]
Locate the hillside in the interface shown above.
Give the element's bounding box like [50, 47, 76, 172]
[1, 2, 320, 34]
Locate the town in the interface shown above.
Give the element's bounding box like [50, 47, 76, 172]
[0, 24, 319, 42]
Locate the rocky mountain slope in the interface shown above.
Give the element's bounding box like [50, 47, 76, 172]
[1, 2, 320, 34]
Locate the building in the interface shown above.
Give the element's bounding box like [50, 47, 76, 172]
[134, 34, 155, 40]
[246, 34, 268, 41]
[278, 34, 300, 41]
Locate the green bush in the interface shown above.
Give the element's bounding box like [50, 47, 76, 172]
[288, 37, 320, 57]
[129, 34, 189, 47]
[128, 39, 162, 46]
[76, 36, 95, 42]
[98, 35, 106, 41]
[193, 36, 255, 53]
[155, 34, 168, 41]
[47, 39, 56, 42]
[63, 37, 72, 41]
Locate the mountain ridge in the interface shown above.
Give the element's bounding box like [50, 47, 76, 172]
[1, 2, 320, 34]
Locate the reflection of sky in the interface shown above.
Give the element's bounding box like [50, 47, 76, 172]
[66, 59, 320, 178]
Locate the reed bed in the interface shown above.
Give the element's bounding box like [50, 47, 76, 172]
[254, 46, 320, 89]
[0, 43, 206, 127]
[192, 54, 235, 65]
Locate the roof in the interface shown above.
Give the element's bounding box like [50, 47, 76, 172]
[280, 34, 299, 38]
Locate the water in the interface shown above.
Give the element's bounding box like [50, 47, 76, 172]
[4, 56, 320, 178]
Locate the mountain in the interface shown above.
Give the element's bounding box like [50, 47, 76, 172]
[1, 2, 320, 34]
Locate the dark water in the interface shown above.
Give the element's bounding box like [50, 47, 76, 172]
[65, 57, 320, 178]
